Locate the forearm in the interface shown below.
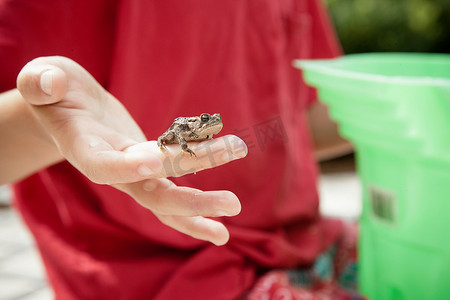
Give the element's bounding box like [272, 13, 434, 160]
[0, 89, 63, 184]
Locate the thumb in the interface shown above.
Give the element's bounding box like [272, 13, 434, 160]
[17, 58, 68, 105]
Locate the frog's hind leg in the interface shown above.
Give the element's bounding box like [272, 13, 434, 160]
[157, 132, 175, 151]
[178, 137, 197, 157]
[157, 138, 168, 151]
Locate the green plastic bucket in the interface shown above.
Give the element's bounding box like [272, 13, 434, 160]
[294, 53, 450, 300]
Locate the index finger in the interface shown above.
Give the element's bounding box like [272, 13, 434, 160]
[125, 135, 247, 178]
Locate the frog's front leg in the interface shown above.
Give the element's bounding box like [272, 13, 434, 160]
[178, 137, 197, 157]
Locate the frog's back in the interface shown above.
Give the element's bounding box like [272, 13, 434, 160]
[169, 117, 187, 129]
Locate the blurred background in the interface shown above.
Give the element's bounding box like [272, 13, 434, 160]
[326, 0, 450, 54]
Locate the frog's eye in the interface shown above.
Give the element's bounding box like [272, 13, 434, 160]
[200, 113, 210, 122]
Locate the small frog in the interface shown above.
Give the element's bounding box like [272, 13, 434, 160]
[157, 113, 223, 157]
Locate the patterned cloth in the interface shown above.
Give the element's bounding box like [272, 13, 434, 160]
[246, 223, 367, 300]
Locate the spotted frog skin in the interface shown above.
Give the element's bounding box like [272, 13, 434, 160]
[157, 113, 223, 157]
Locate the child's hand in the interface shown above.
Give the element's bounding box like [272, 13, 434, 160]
[17, 56, 247, 246]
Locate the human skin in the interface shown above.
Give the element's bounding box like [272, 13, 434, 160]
[1, 56, 247, 246]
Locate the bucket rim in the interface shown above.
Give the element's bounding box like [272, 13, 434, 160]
[293, 52, 450, 87]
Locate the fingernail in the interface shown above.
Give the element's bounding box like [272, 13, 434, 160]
[230, 138, 248, 159]
[40, 70, 53, 95]
[216, 210, 232, 217]
[212, 240, 226, 247]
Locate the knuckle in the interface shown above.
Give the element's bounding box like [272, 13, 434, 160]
[187, 193, 201, 216]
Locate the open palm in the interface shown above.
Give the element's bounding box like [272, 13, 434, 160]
[17, 56, 247, 245]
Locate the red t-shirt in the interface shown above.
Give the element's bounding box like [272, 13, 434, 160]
[0, 0, 342, 299]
